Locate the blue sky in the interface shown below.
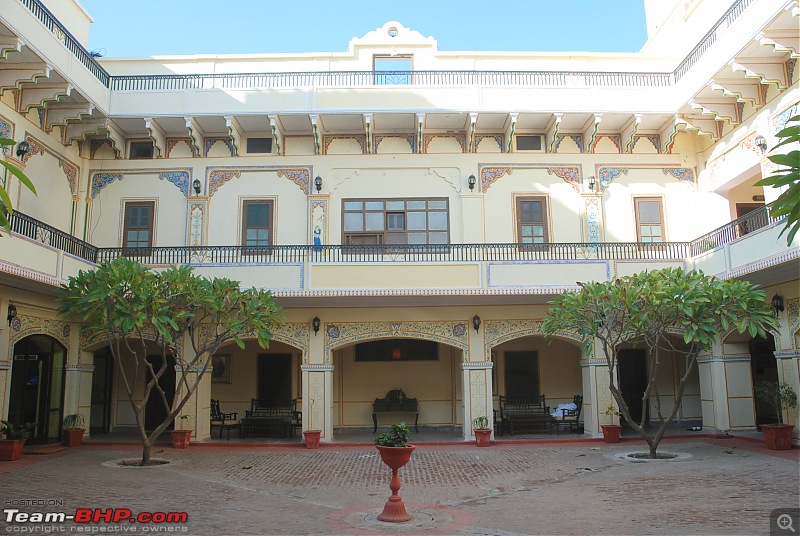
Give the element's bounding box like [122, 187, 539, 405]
[77, 1, 648, 57]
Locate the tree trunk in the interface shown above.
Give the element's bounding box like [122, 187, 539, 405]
[141, 441, 152, 465]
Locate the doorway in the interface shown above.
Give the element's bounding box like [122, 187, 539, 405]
[144, 355, 176, 431]
[618, 349, 649, 425]
[258, 354, 292, 405]
[8, 335, 66, 445]
[750, 334, 779, 426]
[504, 351, 540, 398]
[90, 348, 114, 435]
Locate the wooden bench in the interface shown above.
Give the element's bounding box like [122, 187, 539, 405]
[240, 399, 299, 439]
[372, 389, 419, 432]
[497, 395, 551, 436]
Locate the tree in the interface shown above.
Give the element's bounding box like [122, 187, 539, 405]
[0, 138, 37, 235]
[541, 268, 778, 458]
[755, 114, 800, 245]
[59, 258, 283, 465]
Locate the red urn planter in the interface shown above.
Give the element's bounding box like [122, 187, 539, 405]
[0, 439, 26, 461]
[601, 424, 622, 444]
[303, 430, 321, 449]
[375, 445, 416, 522]
[171, 429, 192, 449]
[474, 429, 492, 447]
[762, 424, 795, 450]
[63, 429, 86, 447]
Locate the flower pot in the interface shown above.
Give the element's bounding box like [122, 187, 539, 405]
[601, 424, 622, 444]
[474, 428, 492, 447]
[375, 445, 416, 522]
[0, 439, 26, 461]
[63, 428, 86, 447]
[171, 429, 192, 449]
[303, 429, 321, 449]
[762, 424, 795, 450]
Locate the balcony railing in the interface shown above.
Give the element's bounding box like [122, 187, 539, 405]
[9, 210, 98, 261]
[689, 204, 779, 256]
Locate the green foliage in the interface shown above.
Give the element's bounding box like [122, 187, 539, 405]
[0, 420, 36, 440]
[755, 114, 800, 245]
[0, 137, 37, 235]
[753, 381, 798, 425]
[63, 414, 85, 430]
[472, 416, 490, 430]
[375, 422, 410, 447]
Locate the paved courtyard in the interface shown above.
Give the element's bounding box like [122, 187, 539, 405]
[0, 437, 798, 535]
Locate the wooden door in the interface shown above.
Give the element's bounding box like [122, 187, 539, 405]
[257, 354, 292, 406]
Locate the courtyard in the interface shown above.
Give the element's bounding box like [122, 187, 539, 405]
[1, 436, 797, 535]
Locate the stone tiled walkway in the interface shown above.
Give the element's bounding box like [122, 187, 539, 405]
[1, 437, 797, 535]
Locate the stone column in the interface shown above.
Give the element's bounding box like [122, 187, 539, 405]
[697, 340, 756, 432]
[462, 362, 494, 440]
[583, 340, 617, 437]
[0, 295, 11, 419]
[304, 321, 332, 441]
[775, 350, 800, 437]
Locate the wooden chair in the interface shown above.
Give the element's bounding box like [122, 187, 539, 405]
[552, 395, 583, 435]
[210, 399, 239, 439]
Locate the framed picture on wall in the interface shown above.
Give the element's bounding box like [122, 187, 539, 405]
[211, 355, 231, 383]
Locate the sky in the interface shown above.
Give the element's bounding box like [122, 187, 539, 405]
[77, 0, 648, 58]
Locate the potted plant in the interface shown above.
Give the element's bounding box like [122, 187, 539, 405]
[171, 415, 193, 449]
[374, 422, 415, 523]
[62, 414, 86, 447]
[754, 380, 798, 450]
[472, 416, 492, 447]
[0, 421, 35, 461]
[600, 404, 622, 443]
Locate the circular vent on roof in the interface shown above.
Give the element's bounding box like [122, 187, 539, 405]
[388, 27, 398, 37]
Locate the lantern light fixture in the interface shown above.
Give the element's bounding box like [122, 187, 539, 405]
[472, 314, 481, 333]
[771, 294, 784, 317]
[312, 316, 321, 335]
[7, 303, 17, 326]
[468, 174, 476, 191]
[192, 179, 201, 195]
[314, 175, 323, 193]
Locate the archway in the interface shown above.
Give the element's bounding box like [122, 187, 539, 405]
[749, 333, 779, 426]
[8, 335, 67, 445]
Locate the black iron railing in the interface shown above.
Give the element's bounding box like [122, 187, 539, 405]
[9, 211, 98, 261]
[689, 204, 779, 255]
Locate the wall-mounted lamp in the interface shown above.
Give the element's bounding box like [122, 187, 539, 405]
[7, 303, 17, 326]
[314, 175, 322, 193]
[192, 179, 201, 195]
[754, 135, 768, 153]
[588, 175, 596, 192]
[771, 294, 784, 317]
[472, 314, 481, 333]
[468, 174, 476, 191]
[16, 140, 29, 159]
[312, 316, 321, 335]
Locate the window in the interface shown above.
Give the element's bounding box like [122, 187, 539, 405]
[516, 197, 549, 244]
[246, 137, 272, 154]
[516, 135, 543, 151]
[129, 141, 154, 159]
[373, 55, 412, 85]
[342, 198, 448, 245]
[123, 202, 154, 248]
[634, 197, 664, 243]
[242, 201, 274, 248]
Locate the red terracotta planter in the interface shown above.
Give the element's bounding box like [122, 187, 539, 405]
[762, 424, 795, 450]
[303, 430, 321, 449]
[601, 424, 622, 443]
[474, 429, 492, 447]
[171, 429, 192, 449]
[0, 439, 26, 461]
[63, 429, 86, 447]
[375, 445, 416, 522]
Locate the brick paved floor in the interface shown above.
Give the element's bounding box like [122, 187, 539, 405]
[0, 437, 797, 535]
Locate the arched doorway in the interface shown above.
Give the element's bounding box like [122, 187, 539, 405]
[750, 333, 779, 426]
[8, 335, 67, 445]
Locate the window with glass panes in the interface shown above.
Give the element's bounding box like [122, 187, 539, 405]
[342, 198, 449, 245]
[634, 198, 663, 243]
[242, 200, 273, 248]
[516, 197, 549, 243]
[122, 202, 154, 248]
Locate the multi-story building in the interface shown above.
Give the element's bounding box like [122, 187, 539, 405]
[0, 0, 797, 445]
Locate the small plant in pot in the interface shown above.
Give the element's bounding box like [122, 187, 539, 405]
[600, 404, 622, 443]
[171, 415, 192, 449]
[374, 423, 415, 523]
[753, 380, 798, 450]
[0, 421, 35, 461]
[472, 416, 492, 447]
[62, 414, 86, 447]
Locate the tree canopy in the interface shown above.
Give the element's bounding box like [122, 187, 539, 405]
[756, 114, 800, 245]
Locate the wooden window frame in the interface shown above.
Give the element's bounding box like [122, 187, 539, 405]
[515, 196, 550, 247]
[241, 200, 275, 253]
[341, 197, 449, 247]
[122, 201, 155, 252]
[634, 197, 665, 243]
